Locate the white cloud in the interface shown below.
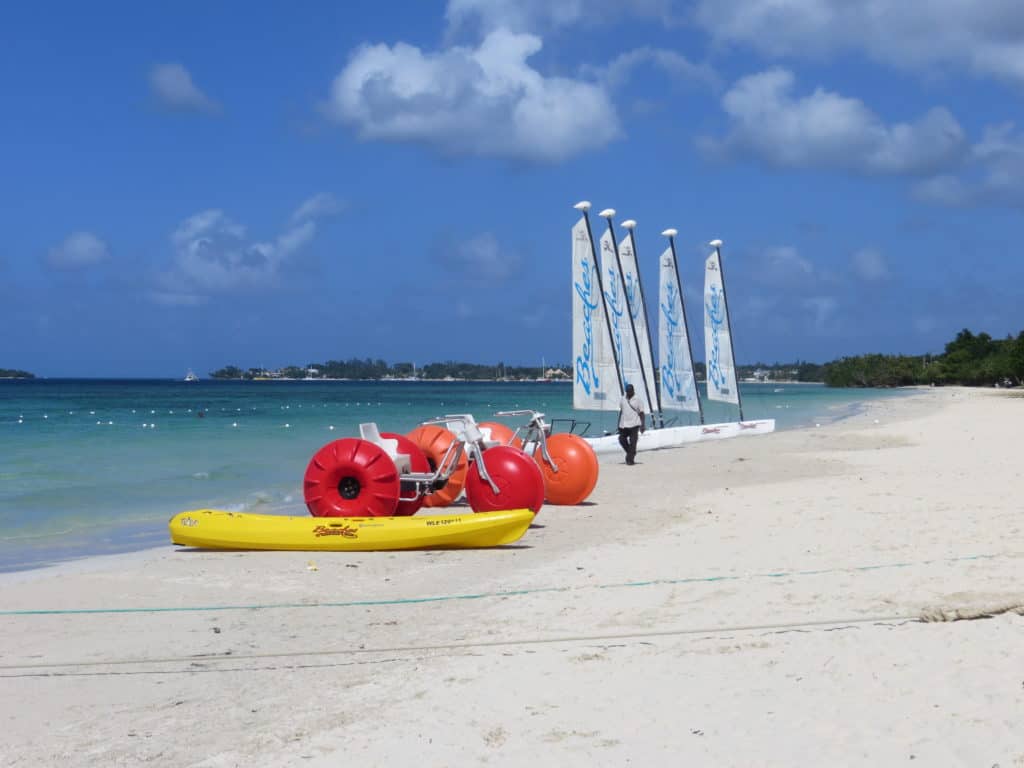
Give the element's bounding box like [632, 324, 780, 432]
[915, 122, 1024, 208]
[594, 47, 719, 90]
[913, 175, 970, 207]
[326, 29, 621, 163]
[46, 232, 110, 269]
[445, 0, 586, 35]
[149, 63, 219, 113]
[154, 209, 315, 302]
[444, 0, 674, 36]
[291, 193, 347, 224]
[761, 245, 813, 277]
[150, 291, 207, 307]
[694, 0, 1024, 85]
[436, 232, 521, 280]
[701, 68, 966, 175]
[851, 248, 889, 281]
[802, 295, 838, 332]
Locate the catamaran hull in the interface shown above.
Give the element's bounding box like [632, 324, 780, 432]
[584, 418, 776, 454]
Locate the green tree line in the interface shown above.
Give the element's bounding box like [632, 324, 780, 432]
[209, 358, 572, 381]
[0, 369, 34, 378]
[209, 359, 827, 382]
[207, 328, 1024, 388]
[824, 329, 1024, 387]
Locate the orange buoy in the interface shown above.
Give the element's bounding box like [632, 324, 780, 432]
[380, 431, 430, 516]
[533, 433, 599, 505]
[303, 438, 400, 517]
[478, 421, 523, 449]
[406, 424, 467, 507]
[465, 445, 544, 514]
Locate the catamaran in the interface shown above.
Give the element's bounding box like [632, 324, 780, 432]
[571, 202, 774, 454]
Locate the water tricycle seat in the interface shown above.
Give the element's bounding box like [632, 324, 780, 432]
[444, 414, 500, 449]
[359, 422, 411, 473]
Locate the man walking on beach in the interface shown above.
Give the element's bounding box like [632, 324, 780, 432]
[618, 383, 645, 465]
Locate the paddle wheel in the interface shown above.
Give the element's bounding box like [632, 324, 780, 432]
[302, 414, 549, 517]
[495, 410, 599, 505]
[303, 438, 401, 517]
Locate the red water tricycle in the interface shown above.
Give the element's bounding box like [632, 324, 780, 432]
[302, 411, 599, 517]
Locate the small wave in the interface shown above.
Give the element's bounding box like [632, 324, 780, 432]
[0, 527, 75, 542]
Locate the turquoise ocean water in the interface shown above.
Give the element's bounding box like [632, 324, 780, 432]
[0, 379, 906, 573]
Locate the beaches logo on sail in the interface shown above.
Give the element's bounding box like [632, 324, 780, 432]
[660, 279, 685, 404]
[574, 249, 600, 397]
[602, 240, 627, 372]
[706, 283, 729, 395]
[621, 244, 641, 324]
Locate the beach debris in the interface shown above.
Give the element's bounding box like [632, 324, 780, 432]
[919, 602, 1024, 622]
[307, 560, 318, 571]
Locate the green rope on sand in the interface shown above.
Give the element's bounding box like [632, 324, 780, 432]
[0, 552, 1002, 617]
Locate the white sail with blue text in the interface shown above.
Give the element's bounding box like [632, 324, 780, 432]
[570, 208, 773, 453]
[599, 229, 644, 404]
[617, 229, 658, 416]
[657, 245, 699, 413]
[703, 245, 740, 407]
[572, 215, 619, 411]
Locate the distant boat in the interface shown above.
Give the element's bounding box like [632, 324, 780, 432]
[184, 370, 199, 382]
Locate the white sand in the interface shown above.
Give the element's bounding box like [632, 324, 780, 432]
[2, 387, 1023, 767]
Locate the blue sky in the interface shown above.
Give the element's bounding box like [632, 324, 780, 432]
[3, 0, 1023, 377]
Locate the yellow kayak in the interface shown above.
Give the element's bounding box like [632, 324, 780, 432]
[168, 508, 534, 551]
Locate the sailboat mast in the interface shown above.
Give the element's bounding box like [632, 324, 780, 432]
[622, 219, 663, 427]
[664, 230, 705, 425]
[599, 208, 655, 419]
[575, 201, 624, 398]
[711, 239, 744, 421]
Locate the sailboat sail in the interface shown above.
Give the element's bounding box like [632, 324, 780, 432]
[599, 229, 642, 403]
[703, 247, 739, 405]
[572, 216, 619, 411]
[617, 231, 658, 415]
[658, 246, 699, 412]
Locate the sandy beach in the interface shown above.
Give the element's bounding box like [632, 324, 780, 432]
[2, 386, 1023, 767]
